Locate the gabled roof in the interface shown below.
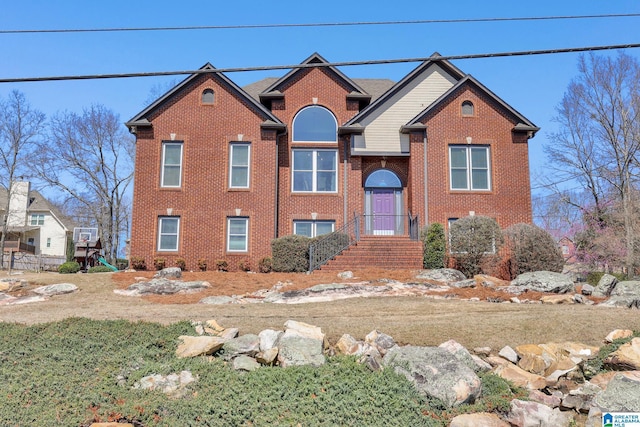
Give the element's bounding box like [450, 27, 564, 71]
[344, 53, 466, 127]
[258, 53, 370, 100]
[126, 63, 283, 129]
[404, 75, 539, 135]
[0, 187, 74, 231]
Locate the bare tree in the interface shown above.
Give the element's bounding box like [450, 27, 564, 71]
[545, 52, 640, 275]
[0, 91, 46, 267]
[34, 104, 134, 263]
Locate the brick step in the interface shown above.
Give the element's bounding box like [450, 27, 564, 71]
[317, 236, 423, 271]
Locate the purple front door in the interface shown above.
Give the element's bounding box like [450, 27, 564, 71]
[373, 189, 394, 235]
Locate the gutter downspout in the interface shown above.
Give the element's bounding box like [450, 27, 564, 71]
[343, 136, 349, 226]
[274, 136, 279, 239]
[423, 128, 429, 227]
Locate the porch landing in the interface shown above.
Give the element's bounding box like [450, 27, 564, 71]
[318, 236, 423, 271]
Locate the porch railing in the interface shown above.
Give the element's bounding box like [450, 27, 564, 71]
[309, 215, 360, 272]
[308, 211, 420, 272]
[3, 240, 36, 254]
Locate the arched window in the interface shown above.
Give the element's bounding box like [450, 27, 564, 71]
[292, 106, 337, 142]
[461, 100, 474, 116]
[365, 169, 402, 188]
[202, 89, 215, 104]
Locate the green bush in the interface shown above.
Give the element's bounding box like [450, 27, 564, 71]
[271, 234, 311, 272]
[501, 223, 565, 280]
[88, 265, 113, 273]
[586, 271, 627, 286]
[449, 216, 504, 278]
[421, 223, 446, 269]
[58, 261, 81, 274]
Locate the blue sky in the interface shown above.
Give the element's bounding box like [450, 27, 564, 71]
[2, 1, 640, 203]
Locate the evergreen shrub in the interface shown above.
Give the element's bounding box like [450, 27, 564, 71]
[271, 235, 311, 272]
[58, 261, 81, 274]
[421, 223, 446, 269]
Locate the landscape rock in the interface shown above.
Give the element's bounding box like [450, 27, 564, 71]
[337, 271, 353, 279]
[199, 295, 237, 305]
[276, 320, 325, 367]
[540, 294, 575, 304]
[605, 329, 634, 343]
[154, 267, 182, 279]
[528, 389, 562, 407]
[32, 283, 78, 296]
[506, 399, 574, 427]
[592, 273, 618, 297]
[450, 279, 476, 288]
[256, 348, 278, 365]
[176, 335, 225, 358]
[493, 361, 547, 390]
[233, 355, 260, 371]
[364, 329, 396, 356]
[382, 345, 481, 407]
[511, 271, 575, 294]
[474, 275, 510, 288]
[416, 268, 466, 283]
[604, 337, 640, 370]
[581, 283, 595, 295]
[600, 280, 640, 308]
[591, 373, 640, 413]
[440, 339, 488, 372]
[133, 370, 195, 398]
[259, 329, 282, 351]
[498, 345, 519, 364]
[119, 278, 209, 296]
[449, 412, 509, 427]
[336, 334, 362, 355]
[221, 334, 260, 360]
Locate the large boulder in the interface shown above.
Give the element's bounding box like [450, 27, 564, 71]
[600, 280, 640, 308]
[604, 337, 640, 370]
[32, 283, 78, 296]
[506, 399, 574, 426]
[416, 268, 466, 283]
[449, 412, 509, 427]
[382, 345, 481, 407]
[592, 274, 618, 297]
[511, 271, 575, 293]
[154, 267, 182, 279]
[276, 320, 325, 367]
[176, 336, 225, 358]
[590, 373, 640, 414]
[221, 334, 260, 361]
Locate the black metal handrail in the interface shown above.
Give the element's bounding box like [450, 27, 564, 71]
[408, 211, 419, 241]
[308, 215, 360, 272]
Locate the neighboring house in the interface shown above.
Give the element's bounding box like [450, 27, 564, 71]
[0, 181, 73, 257]
[126, 52, 538, 270]
[559, 236, 578, 264]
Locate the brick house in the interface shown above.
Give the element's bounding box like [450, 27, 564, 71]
[126, 53, 538, 271]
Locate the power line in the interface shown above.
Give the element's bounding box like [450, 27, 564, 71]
[1, 43, 639, 84]
[2, 13, 639, 34]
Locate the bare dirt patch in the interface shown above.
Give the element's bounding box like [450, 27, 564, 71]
[1, 269, 638, 350]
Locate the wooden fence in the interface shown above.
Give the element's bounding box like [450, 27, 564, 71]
[1, 252, 66, 272]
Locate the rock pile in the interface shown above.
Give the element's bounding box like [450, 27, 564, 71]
[163, 318, 640, 426]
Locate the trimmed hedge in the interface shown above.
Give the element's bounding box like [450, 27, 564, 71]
[271, 235, 311, 272]
[58, 261, 81, 274]
[88, 265, 113, 273]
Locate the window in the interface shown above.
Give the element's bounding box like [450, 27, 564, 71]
[229, 143, 250, 188]
[27, 238, 35, 246]
[202, 89, 215, 104]
[158, 217, 180, 251]
[292, 149, 337, 192]
[161, 142, 183, 187]
[46, 237, 51, 248]
[449, 145, 490, 191]
[292, 106, 337, 142]
[30, 214, 44, 225]
[227, 217, 248, 252]
[461, 100, 474, 116]
[294, 220, 335, 238]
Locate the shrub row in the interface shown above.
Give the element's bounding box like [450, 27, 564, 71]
[422, 217, 565, 280]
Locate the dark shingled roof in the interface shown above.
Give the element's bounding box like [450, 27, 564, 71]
[242, 77, 395, 103]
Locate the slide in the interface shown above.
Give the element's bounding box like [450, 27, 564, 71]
[98, 257, 119, 272]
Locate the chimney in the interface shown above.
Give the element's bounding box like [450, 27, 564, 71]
[7, 181, 30, 227]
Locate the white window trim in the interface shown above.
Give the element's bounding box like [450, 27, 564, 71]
[229, 143, 250, 189]
[293, 220, 335, 238]
[157, 216, 180, 252]
[30, 214, 45, 226]
[227, 217, 249, 252]
[161, 142, 183, 188]
[291, 149, 338, 193]
[449, 145, 491, 191]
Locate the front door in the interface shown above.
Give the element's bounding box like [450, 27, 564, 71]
[373, 189, 395, 235]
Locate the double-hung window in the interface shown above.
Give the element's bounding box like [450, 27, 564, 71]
[229, 143, 250, 188]
[161, 142, 183, 187]
[227, 217, 248, 252]
[449, 145, 490, 191]
[294, 220, 335, 238]
[292, 149, 337, 192]
[158, 217, 180, 251]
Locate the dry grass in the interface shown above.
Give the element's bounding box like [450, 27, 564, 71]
[1, 268, 639, 351]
